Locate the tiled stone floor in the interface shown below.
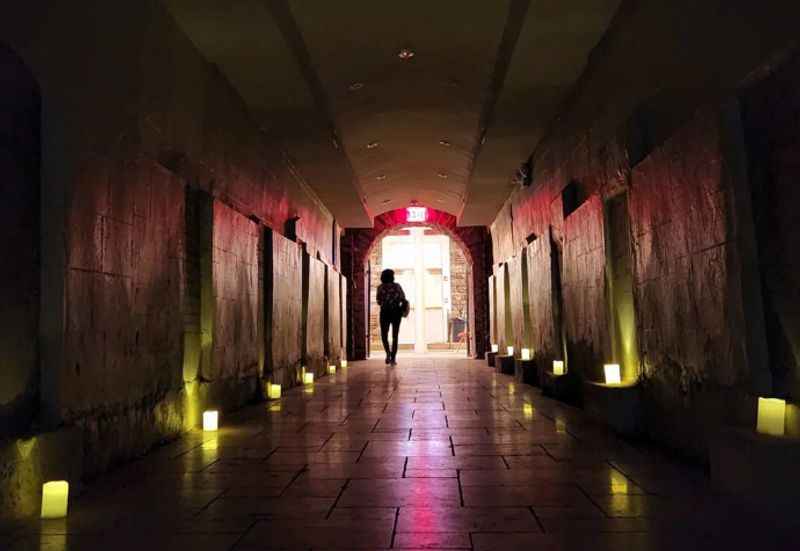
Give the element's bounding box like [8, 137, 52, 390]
[4, 357, 798, 550]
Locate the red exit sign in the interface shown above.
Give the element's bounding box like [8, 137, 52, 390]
[406, 206, 427, 222]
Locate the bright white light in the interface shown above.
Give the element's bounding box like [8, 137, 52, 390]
[203, 410, 218, 432]
[604, 364, 621, 385]
[406, 206, 427, 222]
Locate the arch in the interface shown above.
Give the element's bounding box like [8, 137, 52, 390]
[342, 208, 491, 361]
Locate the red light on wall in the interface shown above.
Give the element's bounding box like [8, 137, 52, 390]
[406, 206, 427, 222]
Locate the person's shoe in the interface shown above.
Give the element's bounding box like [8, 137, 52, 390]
[385, 355, 391, 365]
[390, 356, 397, 366]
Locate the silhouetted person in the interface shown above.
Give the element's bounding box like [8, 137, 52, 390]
[376, 269, 406, 366]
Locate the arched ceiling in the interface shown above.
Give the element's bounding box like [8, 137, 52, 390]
[164, 0, 621, 227]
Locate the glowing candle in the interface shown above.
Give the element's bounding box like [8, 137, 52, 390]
[341, 360, 348, 368]
[507, 346, 515, 357]
[604, 364, 621, 385]
[328, 365, 337, 375]
[491, 344, 498, 353]
[553, 360, 565, 376]
[523, 404, 534, 419]
[508, 383, 515, 394]
[757, 397, 786, 436]
[203, 410, 219, 431]
[268, 384, 281, 399]
[521, 348, 531, 361]
[304, 372, 314, 385]
[41, 481, 69, 519]
[555, 419, 566, 433]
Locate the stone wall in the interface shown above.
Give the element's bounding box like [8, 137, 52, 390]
[0, 0, 346, 519]
[264, 229, 303, 387]
[450, 241, 469, 325]
[486, 3, 800, 459]
[740, 53, 800, 401]
[303, 254, 327, 376]
[0, 45, 39, 438]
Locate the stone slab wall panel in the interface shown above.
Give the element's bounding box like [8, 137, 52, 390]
[506, 254, 528, 352]
[304, 254, 326, 374]
[561, 195, 609, 384]
[327, 269, 342, 362]
[208, 201, 261, 383]
[741, 53, 800, 399]
[526, 235, 560, 365]
[264, 229, 303, 387]
[0, 44, 40, 438]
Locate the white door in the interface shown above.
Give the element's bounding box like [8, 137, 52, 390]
[422, 236, 449, 344]
[380, 229, 451, 352]
[382, 236, 416, 345]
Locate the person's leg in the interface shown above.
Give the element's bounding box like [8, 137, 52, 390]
[390, 313, 401, 364]
[380, 311, 392, 363]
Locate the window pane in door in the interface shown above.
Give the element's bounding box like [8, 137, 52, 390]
[423, 242, 443, 268]
[424, 270, 443, 308]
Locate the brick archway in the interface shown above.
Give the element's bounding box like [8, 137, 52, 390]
[342, 208, 491, 361]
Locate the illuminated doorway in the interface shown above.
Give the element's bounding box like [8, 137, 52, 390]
[369, 227, 468, 355]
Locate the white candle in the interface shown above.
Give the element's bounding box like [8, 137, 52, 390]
[521, 348, 531, 361]
[203, 410, 219, 431]
[41, 481, 69, 519]
[757, 397, 786, 436]
[603, 364, 621, 385]
[553, 360, 565, 376]
[507, 346, 515, 357]
[491, 344, 499, 353]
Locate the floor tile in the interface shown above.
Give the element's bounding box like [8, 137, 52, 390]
[24, 356, 797, 550]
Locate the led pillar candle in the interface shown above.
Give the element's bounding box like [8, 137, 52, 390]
[523, 403, 534, 419]
[340, 360, 348, 368]
[521, 348, 531, 361]
[491, 344, 499, 353]
[507, 346, 515, 357]
[304, 372, 315, 385]
[41, 481, 69, 519]
[328, 365, 337, 375]
[268, 384, 281, 399]
[604, 364, 621, 385]
[203, 410, 219, 431]
[553, 360, 565, 376]
[555, 419, 567, 433]
[757, 397, 786, 436]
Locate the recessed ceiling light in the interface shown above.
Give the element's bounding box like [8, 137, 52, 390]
[439, 139, 451, 147]
[348, 82, 364, 91]
[397, 47, 415, 60]
[437, 172, 449, 179]
[376, 174, 387, 181]
[366, 141, 380, 149]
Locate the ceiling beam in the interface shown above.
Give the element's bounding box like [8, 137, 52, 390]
[461, 0, 532, 222]
[265, 0, 372, 223]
